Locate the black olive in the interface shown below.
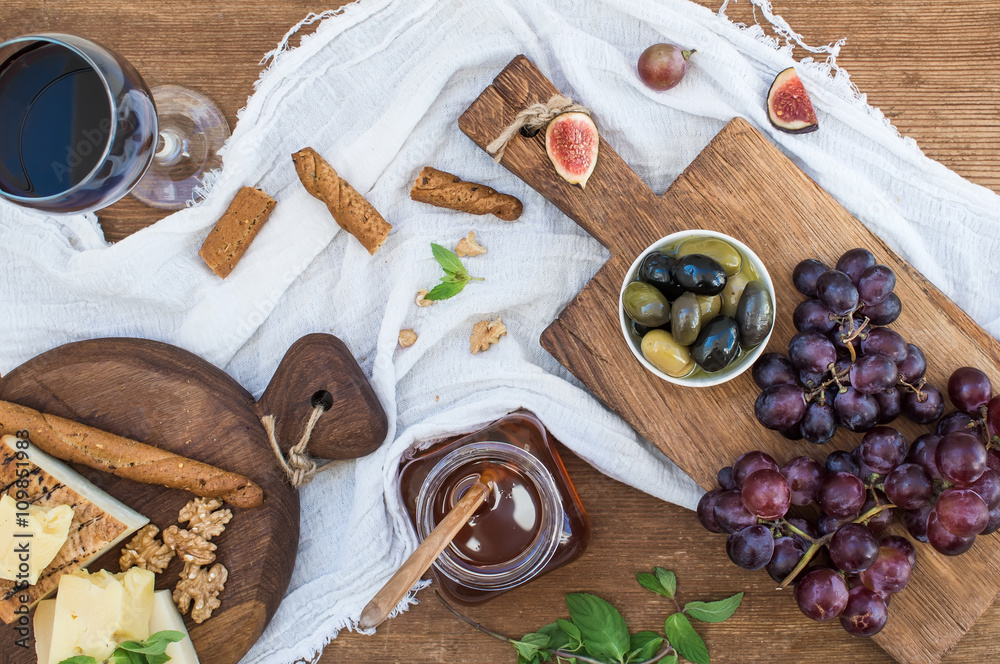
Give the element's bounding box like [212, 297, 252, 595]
[690, 316, 740, 372]
[736, 280, 774, 347]
[638, 252, 685, 300]
[669, 254, 727, 296]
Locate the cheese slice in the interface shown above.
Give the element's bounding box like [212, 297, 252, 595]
[47, 567, 155, 664]
[149, 589, 201, 664]
[0, 435, 148, 624]
[33, 598, 55, 664]
[0, 495, 74, 585]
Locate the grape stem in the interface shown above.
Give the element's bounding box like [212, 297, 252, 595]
[779, 518, 815, 543]
[897, 376, 927, 399]
[775, 503, 896, 590]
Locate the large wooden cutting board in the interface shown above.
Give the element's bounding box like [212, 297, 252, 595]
[459, 55, 1000, 664]
[1, 334, 387, 664]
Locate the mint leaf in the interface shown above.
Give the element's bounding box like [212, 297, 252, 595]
[654, 568, 676, 599]
[661, 656, 679, 664]
[637, 572, 669, 598]
[565, 593, 629, 663]
[145, 655, 171, 664]
[431, 243, 469, 278]
[537, 621, 570, 652]
[664, 613, 709, 664]
[628, 631, 663, 662]
[512, 632, 549, 662]
[58, 658, 99, 664]
[118, 631, 184, 654]
[684, 593, 743, 623]
[424, 281, 466, 300]
[556, 618, 583, 651]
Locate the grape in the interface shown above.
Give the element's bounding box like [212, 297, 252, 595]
[819, 471, 866, 517]
[857, 265, 895, 306]
[781, 423, 804, 441]
[826, 450, 859, 477]
[801, 402, 836, 445]
[860, 426, 907, 474]
[781, 456, 825, 505]
[741, 469, 791, 519]
[902, 384, 944, 424]
[879, 535, 917, 568]
[934, 488, 989, 537]
[864, 293, 902, 325]
[732, 450, 779, 487]
[799, 369, 826, 390]
[717, 466, 736, 491]
[818, 510, 857, 536]
[967, 468, 1000, 510]
[935, 430, 987, 484]
[859, 327, 907, 364]
[816, 270, 860, 316]
[989, 396, 1000, 440]
[851, 445, 878, 482]
[829, 524, 879, 573]
[857, 494, 893, 534]
[983, 507, 1000, 535]
[937, 411, 975, 436]
[786, 517, 819, 547]
[896, 344, 926, 383]
[834, 387, 880, 432]
[794, 299, 837, 333]
[726, 524, 775, 570]
[752, 353, 798, 390]
[883, 463, 933, 510]
[907, 433, 943, 481]
[874, 388, 902, 424]
[795, 568, 849, 621]
[789, 332, 837, 373]
[850, 355, 898, 394]
[859, 546, 912, 595]
[755, 384, 808, 430]
[830, 320, 863, 355]
[637, 43, 691, 91]
[900, 504, 932, 542]
[926, 510, 976, 556]
[792, 258, 829, 297]
[839, 586, 888, 636]
[696, 489, 724, 533]
[948, 367, 993, 415]
[989, 448, 1000, 474]
[836, 249, 876, 286]
[767, 536, 806, 583]
[712, 490, 756, 533]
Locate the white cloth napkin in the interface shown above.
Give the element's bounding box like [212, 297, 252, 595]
[2, 0, 999, 662]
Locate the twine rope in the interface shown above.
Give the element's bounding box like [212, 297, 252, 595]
[485, 94, 590, 163]
[262, 405, 323, 488]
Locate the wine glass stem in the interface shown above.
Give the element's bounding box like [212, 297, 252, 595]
[155, 128, 187, 166]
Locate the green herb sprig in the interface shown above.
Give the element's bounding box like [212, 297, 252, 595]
[424, 243, 484, 301]
[59, 630, 185, 664]
[437, 567, 742, 664]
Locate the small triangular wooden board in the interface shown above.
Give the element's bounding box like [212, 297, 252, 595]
[459, 54, 1000, 664]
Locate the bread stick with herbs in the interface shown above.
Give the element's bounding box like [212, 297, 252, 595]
[410, 166, 522, 221]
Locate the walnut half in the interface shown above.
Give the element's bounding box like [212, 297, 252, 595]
[174, 562, 228, 624]
[398, 329, 418, 347]
[120, 524, 175, 574]
[163, 525, 217, 566]
[179, 497, 232, 541]
[470, 317, 507, 354]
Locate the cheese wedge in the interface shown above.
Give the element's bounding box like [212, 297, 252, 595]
[149, 589, 201, 664]
[0, 495, 74, 585]
[32, 598, 55, 664]
[0, 435, 148, 623]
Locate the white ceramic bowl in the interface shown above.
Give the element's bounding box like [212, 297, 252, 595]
[619, 229, 775, 387]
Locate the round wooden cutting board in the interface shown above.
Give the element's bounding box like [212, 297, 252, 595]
[0, 335, 387, 664]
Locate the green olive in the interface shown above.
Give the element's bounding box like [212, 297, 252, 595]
[696, 294, 722, 324]
[641, 329, 695, 377]
[671, 292, 701, 346]
[677, 237, 742, 276]
[720, 272, 751, 318]
[623, 281, 670, 327]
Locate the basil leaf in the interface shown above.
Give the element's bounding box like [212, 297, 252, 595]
[684, 593, 743, 623]
[628, 631, 663, 662]
[565, 593, 629, 663]
[664, 613, 709, 664]
[637, 572, 669, 598]
[654, 568, 677, 599]
[424, 281, 466, 300]
[556, 618, 583, 650]
[431, 243, 469, 278]
[58, 658, 99, 664]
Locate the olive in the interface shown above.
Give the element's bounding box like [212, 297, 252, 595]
[623, 281, 671, 327]
[669, 254, 727, 295]
[638, 252, 685, 300]
[720, 271, 750, 317]
[677, 237, 742, 276]
[696, 294, 722, 324]
[641, 329, 695, 377]
[690, 316, 741, 372]
[671, 292, 701, 346]
[736, 280, 774, 347]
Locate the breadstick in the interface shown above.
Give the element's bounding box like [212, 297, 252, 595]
[0, 401, 263, 509]
[198, 186, 276, 278]
[410, 167, 522, 221]
[291, 147, 392, 254]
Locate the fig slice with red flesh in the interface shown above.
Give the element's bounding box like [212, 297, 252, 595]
[767, 67, 819, 134]
[545, 112, 599, 188]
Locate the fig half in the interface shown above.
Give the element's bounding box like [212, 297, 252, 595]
[767, 67, 818, 134]
[545, 112, 599, 188]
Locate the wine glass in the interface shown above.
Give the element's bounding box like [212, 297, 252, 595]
[0, 33, 230, 214]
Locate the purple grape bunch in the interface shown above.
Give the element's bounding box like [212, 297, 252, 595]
[752, 248, 945, 443]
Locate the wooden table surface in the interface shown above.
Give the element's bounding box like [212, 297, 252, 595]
[3, 1, 999, 663]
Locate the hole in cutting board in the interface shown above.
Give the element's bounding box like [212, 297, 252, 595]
[520, 126, 540, 138]
[311, 390, 333, 411]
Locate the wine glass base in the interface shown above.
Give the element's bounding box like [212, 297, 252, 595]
[130, 85, 230, 210]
